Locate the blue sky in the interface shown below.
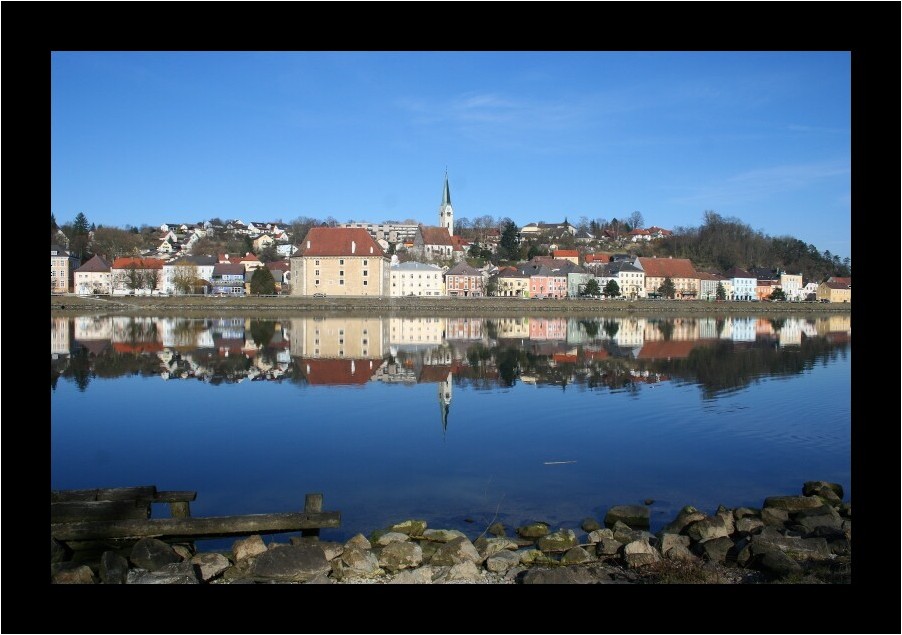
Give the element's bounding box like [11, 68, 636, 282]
[51, 51, 851, 257]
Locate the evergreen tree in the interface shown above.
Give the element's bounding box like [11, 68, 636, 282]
[603, 279, 620, 297]
[250, 267, 276, 295]
[716, 282, 726, 301]
[659, 277, 676, 299]
[583, 278, 601, 296]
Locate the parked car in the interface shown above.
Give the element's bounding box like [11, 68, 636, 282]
[313, 292, 326, 298]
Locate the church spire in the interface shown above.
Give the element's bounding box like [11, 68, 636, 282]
[439, 169, 454, 236]
[442, 170, 452, 207]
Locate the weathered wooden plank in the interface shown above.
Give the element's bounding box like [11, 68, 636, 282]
[52, 511, 341, 542]
[153, 490, 197, 503]
[301, 493, 324, 539]
[51, 501, 150, 523]
[51, 486, 157, 503]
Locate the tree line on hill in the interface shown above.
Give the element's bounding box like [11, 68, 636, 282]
[53, 209, 850, 281]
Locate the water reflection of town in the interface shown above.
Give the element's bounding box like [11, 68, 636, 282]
[53, 313, 850, 396]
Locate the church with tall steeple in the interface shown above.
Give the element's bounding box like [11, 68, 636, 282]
[439, 170, 453, 236]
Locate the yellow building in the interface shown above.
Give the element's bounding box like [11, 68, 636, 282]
[816, 281, 851, 303]
[291, 227, 389, 296]
[289, 316, 387, 359]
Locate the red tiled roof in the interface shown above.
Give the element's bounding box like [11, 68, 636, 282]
[638, 257, 698, 279]
[266, 261, 290, 272]
[552, 250, 579, 258]
[236, 252, 260, 262]
[113, 342, 164, 353]
[301, 358, 379, 385]
[75, 254, 111, 273]
[584, 253, 612, 263]
[636, 340, 698, 360]
[822, 281, 850, 290]
[552, 353, 578, 363]
[418, 225, 454, 247]
[300, 227, 385, 257]
[629, 228, 650, 236]
[827, 277, 851, 286]
[696, 271, 725, 281]
[111, 257, 164, 270]
[450, 235, 467, 251]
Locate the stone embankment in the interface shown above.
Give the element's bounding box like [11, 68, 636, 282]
[50, 294, 852, 317]
[50, 481, 850, 584]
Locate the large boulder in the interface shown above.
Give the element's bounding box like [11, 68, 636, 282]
[100, 551, 129, 584]
[760, 507, 790, 527]
[388, 519, 427, 536]
[390, 566, 435, 584]
[754, 547, 803, 578]
[375, 531, 410, 546]
[604, 505, 650, 529]
[595, 538, 624, 557]
[477, 537, 519, 559]
[131, 538, 181, 571]
[581, 517, 602, 533]
[587, 528, 614, 543]
[802, 481, 844, 499]
[485, 550, 520, 573]
[516, 522, 550, 539]
[430, 536, 482, 566]
[51, 563, 96, 584]
[660, 506, 706, 534]
[250, 544, 330, 582]
[561, 546, 593, 565]
[437, 561, 482, 583]
[537, 529, 578, 553]
[521, 566, 598, 584]
[422, 529, 467, 543]
[519, 549, 555, 566]
[127, 562, 199, 584]
[658, 533, 690, 554]
[232, 535, 267, 562]
[715, 509, 735, 535]
[611, 521, 643, 544]
[378, 541, 423, 572]
[791, 506, 843, 534]
[735, 516, 765, 535]
[696, 536, 734, 565]
[622, 539, 661, 568]
[344, 533, 372, 550]
[340, 547, 383, 579]
[733, 507, 759, 519]
[190, 553, 231, 582]
[684, 516, 730, 543]
[763, 495, 823, 512]
[664, 544, 698, 562]
[746, 527, 831, 562]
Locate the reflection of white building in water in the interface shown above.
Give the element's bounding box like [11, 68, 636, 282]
[612, 318, 645, 348]
[697, 317, 719, 340]
[777, 318, 802, 347]
[74, 316, 113, 341]
[730, 318, 756, 342]
[51, 317, 70, 357]
[389, 317, 446, 345]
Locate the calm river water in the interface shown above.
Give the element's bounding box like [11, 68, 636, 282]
[51, 313, 850, 543]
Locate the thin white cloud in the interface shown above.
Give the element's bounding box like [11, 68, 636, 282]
[669, 160, 850, 206]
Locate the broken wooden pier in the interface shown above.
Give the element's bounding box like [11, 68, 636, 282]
[50, 486, 340, 548]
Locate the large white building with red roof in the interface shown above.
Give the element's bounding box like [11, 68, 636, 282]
[290, 227, 389, 296]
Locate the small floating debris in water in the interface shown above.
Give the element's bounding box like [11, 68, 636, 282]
[544, 460, 577, 465]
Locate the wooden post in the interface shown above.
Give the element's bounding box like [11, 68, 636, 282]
[169, 502, 191, 518]
[301, 493, 323, 541]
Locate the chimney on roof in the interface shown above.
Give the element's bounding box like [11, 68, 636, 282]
[351, 240, 356, 254]
[369, 246, 373, 254]
[669, 256, 672, 259]
[307, 240, 311, 249]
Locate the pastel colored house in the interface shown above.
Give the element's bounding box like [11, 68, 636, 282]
[696, 271, 728, 301]
[389, 260, 445, 297]
[51, 245, 80, 293]
[211, 263, 246, 296]
[74, 254, 112, 295]
[779, 273, 803, 301]
[444, 261, 484, 297]
[162, 255, 216, 295]
[817, 280, 851, 303]
[496, 267, 530, 297]
[290, 227, 389, 296]
[636, 257, 698, 299]
[110, 257, 165, 295]
[724, 266, 756, 301]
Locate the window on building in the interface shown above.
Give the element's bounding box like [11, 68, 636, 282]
[339, 279, 344, 285]
[363, 270, 367, 276]
[315, 279, 320, 285]
[363, 260, 368, 266]
[315, 260, 320, 266]
[339, 270, 344, 277]
[363, 280, 368, 286]
[339, 259, 344, 265]
[315, 270, 320, 276]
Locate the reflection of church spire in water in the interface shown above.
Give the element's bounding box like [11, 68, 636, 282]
[439, 371, 452, 436]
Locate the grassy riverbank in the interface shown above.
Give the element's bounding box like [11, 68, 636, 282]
[51, 294, 852, 317]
